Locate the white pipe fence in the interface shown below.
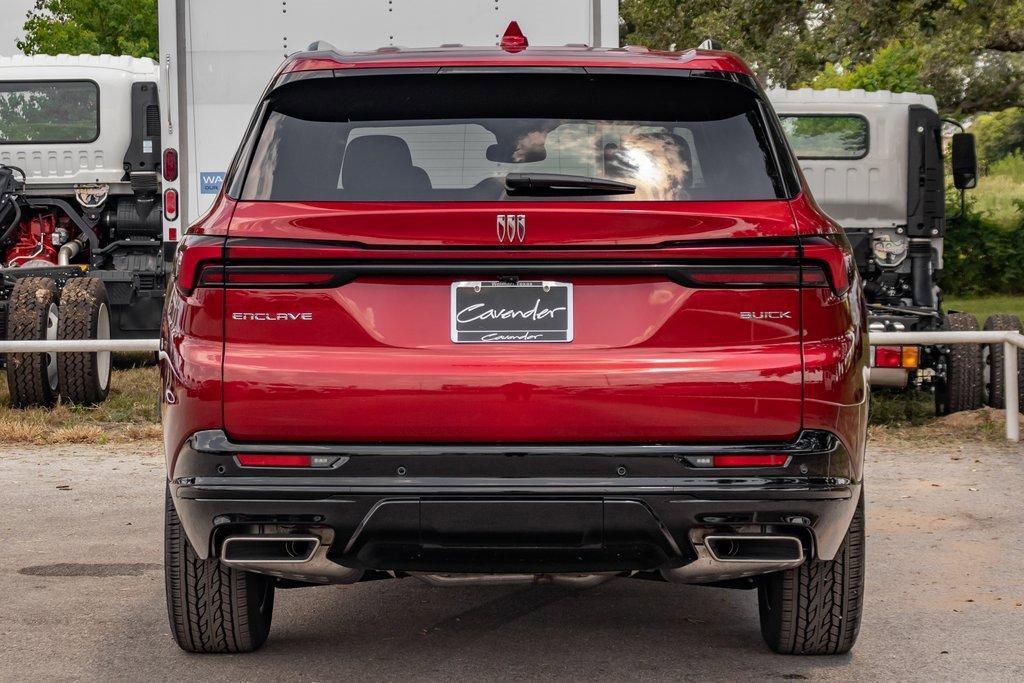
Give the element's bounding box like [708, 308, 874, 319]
[0, 332, 1022, 441]
[0, 339, 160, 353]
[870, 330, 1023, 442]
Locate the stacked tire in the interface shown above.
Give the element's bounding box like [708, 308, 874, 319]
[982, 314, 1024, 410]
[935, 312, 983, 416]
[5, 276, 112, 408]
[5, 277, 60, 408]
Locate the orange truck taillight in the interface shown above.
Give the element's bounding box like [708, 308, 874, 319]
[873, 345, 920, 369]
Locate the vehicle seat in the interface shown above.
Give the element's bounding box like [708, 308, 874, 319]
[341, 135, 432, 199]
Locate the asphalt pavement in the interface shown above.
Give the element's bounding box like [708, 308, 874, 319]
[1, 437, 1022, 681]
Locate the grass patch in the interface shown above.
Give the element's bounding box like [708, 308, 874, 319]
[944, 294, 1024, 327]
[870, 406, 1014, 446]
[869, 388, 935, 427]
[0, 359, 161, 445]
[973, 153, 1024, 230]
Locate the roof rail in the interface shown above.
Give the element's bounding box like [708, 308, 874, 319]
[307, 40, 337, 51]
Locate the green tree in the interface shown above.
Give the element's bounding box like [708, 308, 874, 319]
[17, 0, 158, 60]
[620, 0, 1024, 115]
[807, 41, 925, 93]
[971, 108, 1024, 165]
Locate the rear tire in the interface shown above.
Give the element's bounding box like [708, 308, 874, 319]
[982, 314, 1024, 410]
[5, 276, 59, 408]
[758, 493, 865, 655]
[57, 277, 112, 404]
[935, 313, 983, 415]
[165, 486, 275, 653]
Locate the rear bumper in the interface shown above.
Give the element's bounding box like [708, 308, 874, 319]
[169, 430, 861, 584]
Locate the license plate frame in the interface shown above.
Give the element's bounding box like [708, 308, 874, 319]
[450, 280, 573, 343]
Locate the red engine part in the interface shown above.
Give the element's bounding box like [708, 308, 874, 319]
[6, 213, 60, 267]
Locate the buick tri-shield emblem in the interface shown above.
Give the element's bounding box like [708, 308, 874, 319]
[497, 214, 526, 243]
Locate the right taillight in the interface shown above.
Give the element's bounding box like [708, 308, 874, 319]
[677, 263, 831, 289]
[801, 234, 856, 296]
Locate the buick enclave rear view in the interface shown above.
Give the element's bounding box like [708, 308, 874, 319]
[161, 40, 868, 655]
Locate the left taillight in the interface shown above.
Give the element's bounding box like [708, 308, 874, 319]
[174, 235, 225, 296]
[197, 266, 348, 289]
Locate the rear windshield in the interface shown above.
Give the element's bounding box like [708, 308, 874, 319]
[240, 74, 790, 202]
[0, 80, 99, 144]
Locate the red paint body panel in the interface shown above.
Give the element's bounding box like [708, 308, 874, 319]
[162, 195, 866, 452]
[227, 200, 800, 246]
[221, 276, 802, 443]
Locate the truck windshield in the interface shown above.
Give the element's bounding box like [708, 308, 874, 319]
[240, 73, 790, 202]
[0, 80, 99, 144]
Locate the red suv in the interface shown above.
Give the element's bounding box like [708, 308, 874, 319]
[162, 36, 867, 655]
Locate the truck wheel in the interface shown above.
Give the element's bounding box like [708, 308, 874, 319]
[165, 486, 275, 653]
[758, 493, 865, 655]
[935, 313, 983, 415]
[57, 277, 112, 404]
[982, 314, 1024, 410]
[4, 276, 59, 408]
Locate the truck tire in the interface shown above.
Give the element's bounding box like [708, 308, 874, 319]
[4, 276, 59, 408]
[57, 277, 112, 404]
[982, 314, 1024, 410]
[935, 313, 983, 415]
[165, 487, 275, 653]
[758, 493, 865, 655]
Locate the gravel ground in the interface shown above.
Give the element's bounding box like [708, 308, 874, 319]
[1, 439, 1022, 681]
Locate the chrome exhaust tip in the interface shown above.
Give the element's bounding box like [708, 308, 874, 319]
[221, 535, 320, 564]
[219, 534, 363, 585]
[703, 535, 804, 563]
[661, 534, 805, 584]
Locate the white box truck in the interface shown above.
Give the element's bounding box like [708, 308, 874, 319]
[157, 0, 619, 236]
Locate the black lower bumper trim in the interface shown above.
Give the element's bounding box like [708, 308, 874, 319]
[169, 430, 862, 574]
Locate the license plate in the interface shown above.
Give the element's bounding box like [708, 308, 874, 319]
[451, 281, 573, 343]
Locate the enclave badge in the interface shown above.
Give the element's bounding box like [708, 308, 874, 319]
[496, 214, 526, 243]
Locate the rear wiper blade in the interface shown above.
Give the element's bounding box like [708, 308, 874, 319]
[504, 173, 635, 196]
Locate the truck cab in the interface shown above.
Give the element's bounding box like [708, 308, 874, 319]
[0, 55, 165, 407]
[769, 87, 987, 414]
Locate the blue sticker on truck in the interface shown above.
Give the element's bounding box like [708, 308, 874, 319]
[200, 172, 225, 194]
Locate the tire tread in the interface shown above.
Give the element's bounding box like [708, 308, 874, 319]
[938, 313, 983, 415]
[759, 494, 864, 655]
[164, 487, 273, 653]
[5, 277, 58, 408]
[57, 277, 110, 404]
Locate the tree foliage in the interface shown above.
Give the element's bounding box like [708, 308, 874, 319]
[620, 0, 1024, 116]
[971, 108, 1024, 165]
[17, 0, 158, 60]
[807, 41, 925, 94]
